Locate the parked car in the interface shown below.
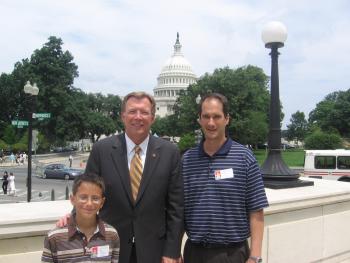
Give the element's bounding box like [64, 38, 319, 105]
[42, 163, 83, 180]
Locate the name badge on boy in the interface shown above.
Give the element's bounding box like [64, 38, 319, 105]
[90, 245, 109, 258]
[214, 168, 234, 180]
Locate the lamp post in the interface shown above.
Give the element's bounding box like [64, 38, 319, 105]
[24, 81, 39, 202]
[261, 21, 313, 189]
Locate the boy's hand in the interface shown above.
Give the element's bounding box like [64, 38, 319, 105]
[161, 256, 182, 263]
[56, 213, 71, 227]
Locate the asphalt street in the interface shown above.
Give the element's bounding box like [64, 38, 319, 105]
[0, 153, 86, 204]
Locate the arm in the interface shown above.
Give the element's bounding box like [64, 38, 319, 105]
[41, 236, 55, 263]
[247, 209, 264, 262]
[162, 148, 184, 260]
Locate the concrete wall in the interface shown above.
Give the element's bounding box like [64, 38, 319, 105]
[1, 178, 350, 263]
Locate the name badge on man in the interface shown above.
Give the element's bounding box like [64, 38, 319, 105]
[90, 245, 109, 258]
[214, 168, 234, 180]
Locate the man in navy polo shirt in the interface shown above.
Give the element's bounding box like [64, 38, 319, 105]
[182, 93, 268, 263]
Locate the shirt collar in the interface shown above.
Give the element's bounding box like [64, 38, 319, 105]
[68, 214, 106, 239]
[125, 133, 149, 155]
[198, 137, 233, 157]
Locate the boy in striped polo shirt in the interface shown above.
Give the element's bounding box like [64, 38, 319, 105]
[42, 173, 120, 262]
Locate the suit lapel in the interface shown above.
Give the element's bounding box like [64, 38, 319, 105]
[110, 134, 134, 204]
[135, 136, 160, 205]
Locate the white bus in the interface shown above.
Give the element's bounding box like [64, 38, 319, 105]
[304, 149, 350, 181]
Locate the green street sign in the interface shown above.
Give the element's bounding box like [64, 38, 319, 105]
[33, 113, 51, 120]
[11, 120, 29, 128]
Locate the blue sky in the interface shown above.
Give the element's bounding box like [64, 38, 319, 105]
[1, 0, 350, 128]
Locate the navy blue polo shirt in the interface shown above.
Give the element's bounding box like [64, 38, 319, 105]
[182, 138, 268, 244]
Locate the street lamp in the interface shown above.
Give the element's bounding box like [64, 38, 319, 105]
[24, 81, 39, 202]
[260, 22, 313, 189]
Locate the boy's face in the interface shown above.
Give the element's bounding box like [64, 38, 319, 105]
[70, 182, 105, 220]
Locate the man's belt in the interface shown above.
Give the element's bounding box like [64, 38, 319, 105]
[189, 240, 246, 249]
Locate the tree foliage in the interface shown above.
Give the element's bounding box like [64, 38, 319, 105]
[309, 89, 350, 137]
[173, 66, 270, 145]
[304, 130, 342, 149]
[286, 111, 308, 144]
[0, 36, 122, 149]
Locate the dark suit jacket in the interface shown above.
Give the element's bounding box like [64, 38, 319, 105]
[85, 134, 184, 263]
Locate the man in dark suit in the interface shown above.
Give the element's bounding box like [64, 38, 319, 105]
[85, 92, 183, 263]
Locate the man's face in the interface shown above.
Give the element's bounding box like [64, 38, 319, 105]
[70, 182, 105, 221]
[199, 98, 229, 142]
[121, 97, 155, 145]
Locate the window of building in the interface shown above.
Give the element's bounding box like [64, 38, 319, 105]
[314, 156, 336, 169]
[337, 156, 350, 169]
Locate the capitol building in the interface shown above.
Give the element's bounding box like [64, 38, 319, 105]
[153, 33, 197, 118]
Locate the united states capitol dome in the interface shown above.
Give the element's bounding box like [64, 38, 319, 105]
[153, 33, 197, 118]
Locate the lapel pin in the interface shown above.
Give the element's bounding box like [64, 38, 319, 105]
[152, 153, 156, 158]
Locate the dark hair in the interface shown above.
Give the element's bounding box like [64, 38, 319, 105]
[121, 91, 156, 116]
[198, 93, 229, 117]
[72, 173, 105, 196]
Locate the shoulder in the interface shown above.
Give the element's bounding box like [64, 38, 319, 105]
[102, 222, 119, 239]
[183, 145, 200, 159]
[230, 140, 253, 154]
[92, 134, 124, 152]
[151, 136, 179, 152]
[46, 226, 69, 240]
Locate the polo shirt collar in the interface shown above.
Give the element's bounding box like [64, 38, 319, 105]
[68, 214, 106, 240]
[198, 137, 233, 157]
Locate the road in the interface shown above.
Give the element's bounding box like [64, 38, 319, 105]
[0, 153, 87, 204]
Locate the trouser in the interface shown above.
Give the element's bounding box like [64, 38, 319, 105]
[184, 239, 249, 263]
[129, 243, 137, 263]
[2, 182, 7, 194]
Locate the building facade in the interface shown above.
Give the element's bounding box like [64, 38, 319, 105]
[153, 33, 197, 118]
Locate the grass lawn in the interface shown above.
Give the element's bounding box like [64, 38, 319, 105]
[253, 149, 305, 167]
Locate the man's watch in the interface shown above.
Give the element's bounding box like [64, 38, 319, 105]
[249, 256, 262, 263]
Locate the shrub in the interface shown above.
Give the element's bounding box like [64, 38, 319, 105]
[178, 133, 196, 154]
[304, 130, 342, 149]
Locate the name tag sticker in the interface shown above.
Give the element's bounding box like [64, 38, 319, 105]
[214, 168, 234, 180]
[90, 245, 109, 258]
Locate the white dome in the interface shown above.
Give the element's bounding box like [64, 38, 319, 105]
[153, 33, 197, 118]
[161, 54, 194, 73]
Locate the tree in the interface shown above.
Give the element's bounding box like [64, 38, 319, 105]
[286, 111, 308, 144]
[173, 66, 270, 145]
[309, 89, 350, 137]
[304, 130, 342, 149]
[0, 36, 80, 144]
[178, 133, 196, 153]
[84, 93, 122, 142]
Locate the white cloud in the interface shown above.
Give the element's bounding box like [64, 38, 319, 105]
[1, 0, 350, 128]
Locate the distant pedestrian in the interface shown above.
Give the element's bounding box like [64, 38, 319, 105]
[69, 155, 73, 168]
[2, 171, 8, 194]
[10, 153, 15, 164]
[8, 172, 16, 196]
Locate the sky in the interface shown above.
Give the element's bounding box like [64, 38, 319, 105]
[1, 0, 350, 128]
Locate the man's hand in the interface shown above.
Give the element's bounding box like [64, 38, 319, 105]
[56, 213, 71, 227]
[161, 256, 183, 263]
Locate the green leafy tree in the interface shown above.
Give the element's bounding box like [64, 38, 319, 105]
[86, 112, 116, 143]
[286, 111, 308, 144]
[304, 130, 342, 149]
[84, 93, 122, 142]
[178, 133, 196, 153]
[174, 66, 270, 144]
[2, 125, 18, 145]
[309, 89, 350, 137]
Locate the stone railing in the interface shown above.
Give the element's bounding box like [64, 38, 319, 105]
[1, 178, 350, 263]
